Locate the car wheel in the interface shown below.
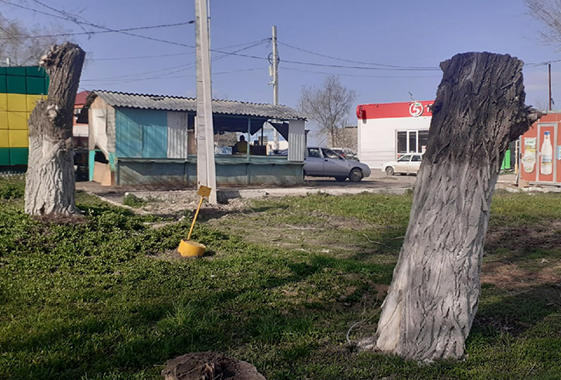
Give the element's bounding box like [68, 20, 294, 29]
[385, 166, 394, 176]
[335, 176, 347, 182]
[349, 168, 363, 182]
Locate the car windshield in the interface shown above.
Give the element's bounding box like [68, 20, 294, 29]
[322, 149, 341, 159]
[307, 148, 321, 158]
[397, 155, 411, 162]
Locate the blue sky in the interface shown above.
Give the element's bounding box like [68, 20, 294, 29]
[2, 0, 561, 117]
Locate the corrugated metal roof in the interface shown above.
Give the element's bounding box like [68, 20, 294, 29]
[87, 90, 307, 120]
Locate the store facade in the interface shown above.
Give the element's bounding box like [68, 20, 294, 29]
[356, 101, 433, 169]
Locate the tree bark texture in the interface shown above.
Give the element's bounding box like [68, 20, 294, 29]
[25, 42, 85, 215]
[364, 52, 542, 360]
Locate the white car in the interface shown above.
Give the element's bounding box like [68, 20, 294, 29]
[382, 153, 423, 176]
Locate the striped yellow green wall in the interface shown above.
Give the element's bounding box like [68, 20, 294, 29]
[0, 66, 49, 166]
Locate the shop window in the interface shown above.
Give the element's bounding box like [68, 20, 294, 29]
[409, 131, 417, 153]
[419, 130, 429, 153]
[397, 131, 407, 154]
[397, 129, 429, 156]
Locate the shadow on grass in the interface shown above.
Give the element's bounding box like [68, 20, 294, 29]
[2, 252, 394, 380]
[485, 224, 561, 262]
[473, 283, 561, 338]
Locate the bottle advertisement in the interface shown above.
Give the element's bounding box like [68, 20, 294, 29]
[541, 131, 553, 175]
[522, 137, 536, 173]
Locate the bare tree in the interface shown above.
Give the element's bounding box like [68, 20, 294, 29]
[332, 126, 358, 151]
[525, 0, 561, 45]
[0, 16, 65, 66]
[25, 42, 85, 215]
[359, 52, 542, 361]
[298, 75, 357, 147]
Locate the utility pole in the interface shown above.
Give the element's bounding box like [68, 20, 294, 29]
[549, 62, 553, 111]
[270, 25, 280, 150]
[195, 0, 217, 204]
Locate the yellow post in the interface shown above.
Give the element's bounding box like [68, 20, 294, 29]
[177, 186, 212, 257]
[187, 196, 205, 241]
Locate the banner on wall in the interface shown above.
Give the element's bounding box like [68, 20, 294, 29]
[522, 137, 537, 173]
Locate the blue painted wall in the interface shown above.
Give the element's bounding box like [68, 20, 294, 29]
[116, 108, 168, 158]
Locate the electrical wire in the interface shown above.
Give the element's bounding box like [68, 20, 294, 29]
[281, 58, 440, 71]
[82, 67, 267, 86]
[282, 66, 442, 78]
[91, 38, 268, 61]
[0, 12, 53, 63]
[0, 21, 193, 40]
[6, 0, 561, 73]
[0, 0, 196, 48]
[93, 39, 267, 61]
[82, 39, 269, 82]
[1, 0, 272, 62]
[80, 64, 192, 82]
[94, 52, 195, 61]
[278, 41, 439, 70]
[526, 58, 561, 67]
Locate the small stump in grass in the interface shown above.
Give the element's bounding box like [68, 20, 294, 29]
[162, 351, 266, 380]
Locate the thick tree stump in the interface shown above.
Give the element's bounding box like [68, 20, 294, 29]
[25, 42, 85, 215]
[161, 352, 266, 380]
[360, 52, 542, 360]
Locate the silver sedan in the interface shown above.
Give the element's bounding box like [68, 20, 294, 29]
[304, 147, 371, 182]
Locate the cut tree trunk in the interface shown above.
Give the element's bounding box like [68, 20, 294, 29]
[25, 43, 85, 216]
[359, 52, 542, 361]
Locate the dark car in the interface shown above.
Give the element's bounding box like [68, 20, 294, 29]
[304, 147, 371, 182]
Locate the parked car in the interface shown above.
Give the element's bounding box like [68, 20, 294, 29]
[304, 147, 371, 182]
[331, 147, 359, 161]
[381, 153, 423, 176]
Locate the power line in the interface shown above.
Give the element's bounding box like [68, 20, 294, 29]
[278, 41, 440, 70]
[94, 52, 195, 61]
[208, 39, 269, 63]
[94, 39, 268, 61]
[282, 66, 442, 78]
[0, 21, 194, 40]
[526, 59, 561, 67]
[282, 58, 440, 71]
[81, 64, 192, 82]
[6, 0, 561, 74]
[0, 0, 196, 48]
[1, 0, 273, 62]
[82, 39, 269, 82]
[82, 67, 267, 86]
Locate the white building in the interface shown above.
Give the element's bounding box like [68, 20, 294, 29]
[357, 101, 433, 169]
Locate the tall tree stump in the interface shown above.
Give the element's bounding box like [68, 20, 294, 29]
[25, 42, 85, 215]
[360, 52, 542, 361]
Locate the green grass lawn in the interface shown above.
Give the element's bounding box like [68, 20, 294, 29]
[1, 177, 560, 380]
